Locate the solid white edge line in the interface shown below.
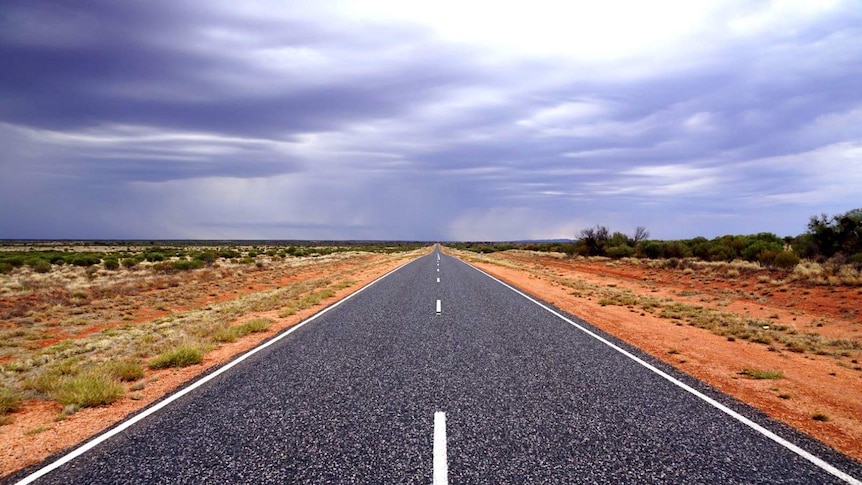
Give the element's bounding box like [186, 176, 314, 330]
[433, 411, 448, 485]
[14, 256, 421, 485]
[461, 260, 860, 485]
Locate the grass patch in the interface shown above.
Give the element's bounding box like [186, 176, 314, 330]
[0, 385, 22, 417]
[25, 424, 52, 436]
[149, 344, 204, 369]
[212, 317, 273, 343]
[299, 289, 336, 308]
[740, 368, 784, 380]
[49, 369, 125, 408]
[332, 279, 356, 290]
[278, 306, 298, 317]
[237, 317, 272, 334]
[108, 359, 145, 382]
[211, 326, 243, 343]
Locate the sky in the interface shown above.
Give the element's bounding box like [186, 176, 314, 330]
[1, 1, 861, 241]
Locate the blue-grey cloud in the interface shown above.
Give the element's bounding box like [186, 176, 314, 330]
[2, 1, 861, 240]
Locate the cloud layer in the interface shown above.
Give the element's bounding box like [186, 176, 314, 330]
[2, 1, 861, 240]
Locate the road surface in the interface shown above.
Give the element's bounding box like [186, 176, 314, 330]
[8, 248, 862, 484]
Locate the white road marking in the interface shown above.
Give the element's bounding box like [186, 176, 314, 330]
[433, 412, 448, 485]
[436, 299, 442, 314]
[13, 259, 419, 485]
[437, 277, 440, 283]
[437, 268, 439, 272]
[465, 262, 861, 485]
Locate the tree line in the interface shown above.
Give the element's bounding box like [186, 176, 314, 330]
[454, 208, 862, 270]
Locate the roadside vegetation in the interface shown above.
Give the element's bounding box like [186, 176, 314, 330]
[0, 241, 425, 276]
[451, 207, 862, 388]
[452, 208, 862, 285]
[462, 248, 861, 360]
[0, 243, 421, 426]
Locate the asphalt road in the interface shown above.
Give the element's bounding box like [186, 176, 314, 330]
[9, 248, 862, 484]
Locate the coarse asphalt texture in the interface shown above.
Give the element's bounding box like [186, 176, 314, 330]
[7, 248, 862, 484]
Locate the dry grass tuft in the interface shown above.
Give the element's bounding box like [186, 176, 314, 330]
[740, 368, 784, 380]
[49, 369, 125, 408]
[212, 318, 273, 343]
[108, 359, 145, 382]
[149, 344, 205, 369]
[0, 385, 22, 420]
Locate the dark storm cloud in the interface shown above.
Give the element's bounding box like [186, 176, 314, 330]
[1, 1, 861, 239]
[0, 0, 474, 137]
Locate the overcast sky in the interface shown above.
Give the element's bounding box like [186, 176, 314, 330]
[1, 1, 861, 241]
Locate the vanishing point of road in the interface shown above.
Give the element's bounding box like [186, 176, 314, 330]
[8, 248, 862, 484]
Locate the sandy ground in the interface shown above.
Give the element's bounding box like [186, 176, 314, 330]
[450, 249, 861, 463]
[0, 250, 419, 478]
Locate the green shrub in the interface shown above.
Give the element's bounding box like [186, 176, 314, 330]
[218, 249, 239, 259]
[193, 251, 217, 265]
[606, 244, 634, 259]
[50, 370, 125, 408]
[636, 241, 664, 259]
[150, 345, 204, 369]
[121, 257, 140, 268]
[0, 262, 13, 274]
[69, 254, 101, 267]
[757, 250, 779, 268]
[742, 238, 783, 263]
[708, 244, 736, 262]
[661, 241, 690, 259]
[144, 252, 166, 262]
[0, 255, 25, 268]
[103, 258, 120, 270]
[48, 253, 68, 265]
[171, 259, 204, 271]
[773, 251, 801, 270]
[26, 258, 52, 273]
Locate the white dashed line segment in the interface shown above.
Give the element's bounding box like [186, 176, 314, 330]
[433, 412, 448, 485]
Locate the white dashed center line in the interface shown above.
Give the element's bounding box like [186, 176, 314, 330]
[433, 412, 448, 485]
[436, 299, 441, 314]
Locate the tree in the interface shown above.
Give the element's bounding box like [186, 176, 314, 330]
[807, 208, 862, 259]
[633, 226, 650, 243]
[579, 225, 610, 256]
